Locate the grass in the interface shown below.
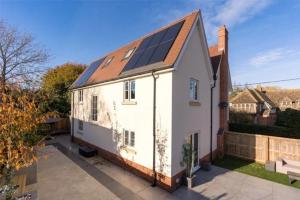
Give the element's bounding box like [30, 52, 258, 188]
[214, 156, 300, 189]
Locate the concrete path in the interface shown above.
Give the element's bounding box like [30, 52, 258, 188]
[40, 134, 300, 200]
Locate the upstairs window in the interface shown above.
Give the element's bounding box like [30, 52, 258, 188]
[123, 48, 135, 60]
[124, 80, 135, 101]
[189, 78, 199, 101]
[91, 96, 98, 121]
[79, 90, 83, 102]
[103, 57, 114, 67]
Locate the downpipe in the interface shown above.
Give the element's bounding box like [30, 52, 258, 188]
[151, 71, 159, 187]
[210, 74, 217, 162]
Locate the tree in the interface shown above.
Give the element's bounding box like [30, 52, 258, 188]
[39, 63, 85, 116]
[0, 89, 52, 200]
[0, 20, 48, 92]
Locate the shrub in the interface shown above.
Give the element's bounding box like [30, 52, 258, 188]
[229, 123, 300, 139]
[276, 108, 300, 130]
[229, 111, 254, 124]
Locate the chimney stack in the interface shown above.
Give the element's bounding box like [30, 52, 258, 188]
[218, 25, 228, 57]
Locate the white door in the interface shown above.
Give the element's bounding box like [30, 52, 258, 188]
[191, 133, 199, 173]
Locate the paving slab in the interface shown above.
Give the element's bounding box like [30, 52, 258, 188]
[44, 134, 300, 200]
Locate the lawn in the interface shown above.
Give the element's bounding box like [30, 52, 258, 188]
[214, 156, 300, 189]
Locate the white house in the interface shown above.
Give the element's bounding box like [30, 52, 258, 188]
[70, 10, 231, 191]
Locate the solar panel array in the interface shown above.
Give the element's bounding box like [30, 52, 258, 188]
[74, 57, 106, 87]
[123, 20, 185, 72]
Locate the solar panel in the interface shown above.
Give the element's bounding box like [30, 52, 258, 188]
[147, 29, 167, 48]
[123, 20, 185, 72]
[162, 21, 184, 41]
[134, 47, 156, 67]
[148, 41, 173, 64]
[74, 57, 106, 87]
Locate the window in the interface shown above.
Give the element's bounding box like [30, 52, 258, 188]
[104, 57, 114, 67]
[78, 90, 83, 102]
[130, 80, 135, 100]
[91, 96, 98, 121]
[124, 80, 135, 101]
[123, 129, 135, 147]
[124, 130, 129, 145]
[78, 120, 83, 130]
[189, 78, 199, 100]
[123, 48, 135, 60]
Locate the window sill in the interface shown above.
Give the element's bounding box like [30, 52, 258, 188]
[122, 101, 137, 105]
[77, 131, 83, 135]
[120, 146, 136, 154]
[79, 102, 83, 105]
[189, 101, 201, 106]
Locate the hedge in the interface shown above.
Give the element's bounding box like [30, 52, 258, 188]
[229, 123, 300, 139]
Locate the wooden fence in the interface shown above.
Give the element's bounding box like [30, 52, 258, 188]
[225, 131, 300, 163]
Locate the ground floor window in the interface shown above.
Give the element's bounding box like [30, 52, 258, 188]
[123, 129, 135, 147]
[78, 120, 83, 131]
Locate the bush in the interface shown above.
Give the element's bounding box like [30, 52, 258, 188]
[229, 123, 300, 139]
[276, 108, 300, 130]
[229, 112, 254, 124]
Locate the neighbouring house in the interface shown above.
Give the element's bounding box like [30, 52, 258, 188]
[70, 11, 231, 191]
[229, 88, 277, 125]
[262, 88, 300, 111]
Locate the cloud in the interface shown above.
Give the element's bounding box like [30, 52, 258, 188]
[156, 0, 273, 43]
[250, 48, 300, 66]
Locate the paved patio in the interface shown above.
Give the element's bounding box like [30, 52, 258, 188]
[36, 134, 300, 200]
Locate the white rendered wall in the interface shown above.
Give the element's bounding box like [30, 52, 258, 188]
[171, 23, 220, 176]
[72, 72, 173, 177]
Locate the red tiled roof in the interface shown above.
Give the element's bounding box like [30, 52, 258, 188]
[76, 11, 199, 87]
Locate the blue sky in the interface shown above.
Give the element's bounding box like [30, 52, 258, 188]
[1, 0, 300, 88]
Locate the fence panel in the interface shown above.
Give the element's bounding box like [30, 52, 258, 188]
[224, 131, 300, 163]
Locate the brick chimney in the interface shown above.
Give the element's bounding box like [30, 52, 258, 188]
[218, 25, 228, 57]
[218, 25, 229, 130]
[216, 25, 229, 158]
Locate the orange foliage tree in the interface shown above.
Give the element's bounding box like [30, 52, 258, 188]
[0, 89, 51, 199]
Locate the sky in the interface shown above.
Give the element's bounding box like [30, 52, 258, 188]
[1, 0, 300, 88]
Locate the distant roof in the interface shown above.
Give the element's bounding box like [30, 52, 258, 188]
[263, 89, 300, 105]
[231, 89, 276, 108]
[72, 11, 199, 89]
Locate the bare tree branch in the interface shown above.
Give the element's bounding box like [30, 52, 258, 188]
[0, 20, 49, 92]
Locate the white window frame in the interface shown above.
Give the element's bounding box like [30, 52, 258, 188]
[103, 57, 114, 67]
[123, 48, 135, 60]
[78, 90, 83, 102]
[78, 120, 83, 131]
[124, 80, 135, 101]
[91, 96, 98, 121]
[189, 78, 199, 101]
[123, 129, 135, 148]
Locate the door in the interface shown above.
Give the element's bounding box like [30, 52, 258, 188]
[191, 133, 199, 173]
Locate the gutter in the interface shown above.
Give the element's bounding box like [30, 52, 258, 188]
[151, 71, 159, 187]
[210, 73, 217, 162]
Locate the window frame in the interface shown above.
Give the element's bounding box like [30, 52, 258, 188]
[123, 48, 135, 60]
[103, 57, 114, 67]
[123, 129, 135, 148]
[123, 80, 136, 101]
[189, 78, 199, 101]
[78, 90, 83, 102]
[78, 120, 83, 131]
[91, 95, 98, 121]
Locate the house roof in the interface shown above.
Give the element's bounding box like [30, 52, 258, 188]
[262, 89, 300, 105]
[231, 89, 259, 104]
[230, 88, 277, 108]
[72, 11, 199, 89]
